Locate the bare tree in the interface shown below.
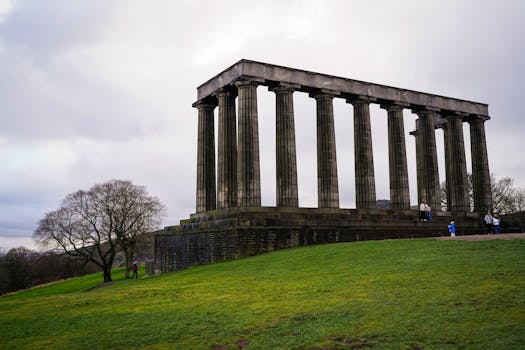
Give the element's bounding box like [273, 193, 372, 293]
[492, 176, 518, 214]
[0, 247, 94, 295]
[95, 180, 165, 278]
[440, 174, 525, 215]
[513, 188, 525, 213]
[0, 247, 35, 292]
[34, 180, 165, 283]
[440, 181, 448, 211]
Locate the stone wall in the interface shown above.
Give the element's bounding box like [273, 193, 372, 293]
[154, 226, 239, 272]
[153, 207, 486, 273]
[501, 212, 525, 232]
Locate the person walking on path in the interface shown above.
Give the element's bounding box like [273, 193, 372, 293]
[420, 202, 427, 221]
[448, 221, 456, 237]
[484, 211, 493, 234]
[425, 203, 432, 222]
[131, 261, 138, 279]
[492, 214, 501, 234]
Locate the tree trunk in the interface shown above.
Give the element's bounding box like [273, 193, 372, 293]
[123, 246, 135, 279]
[103, 267, 112, 282]
[124, 253, 131, 279]
[102, 251, 116, 283]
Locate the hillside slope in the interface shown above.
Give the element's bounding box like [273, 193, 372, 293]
[1, 238, 524, 349]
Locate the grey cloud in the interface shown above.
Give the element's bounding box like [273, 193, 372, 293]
[0, 0, 113, 54]
[1, 0, 525, 250]
[0, 61, 171, 140]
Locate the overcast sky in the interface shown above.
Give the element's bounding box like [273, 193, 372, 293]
[1, 0, 524, 250]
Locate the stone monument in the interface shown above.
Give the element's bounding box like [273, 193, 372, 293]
[153, 60, 491, 273]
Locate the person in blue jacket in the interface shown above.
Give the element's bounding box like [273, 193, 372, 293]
[492, 214, 501, 234]
[448, 221, 456, 237]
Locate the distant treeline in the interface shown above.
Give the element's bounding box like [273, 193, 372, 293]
[0, 247, 99, 295]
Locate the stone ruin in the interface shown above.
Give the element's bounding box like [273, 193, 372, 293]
[152, 59, 492, 273]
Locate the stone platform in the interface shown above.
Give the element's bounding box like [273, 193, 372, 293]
[153, 208, 483, 273]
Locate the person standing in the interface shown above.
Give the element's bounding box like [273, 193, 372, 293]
[484, 211, 493, 234]
[131, 261, 138, 279]
[420, 202, 427, 221]
[425, 203, 432, 222]
[492, 214, 501, 234]
[448, 221, 456, 237]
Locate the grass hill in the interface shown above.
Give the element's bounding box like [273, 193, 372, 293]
[1, 238, 524, 349]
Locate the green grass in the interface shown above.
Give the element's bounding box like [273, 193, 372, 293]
[1, 238, 524, 349]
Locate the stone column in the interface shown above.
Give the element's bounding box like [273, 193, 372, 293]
[442, 123, 453, 211]
[216, 89, 237, 208]
[194, 102, 216, 213]
[410, 119, 424, 206]
[271, 84, 299, 207]
[469, 116, 492, 213]
[414, 108, 441, 211]
[311, 92, 339, 208]
[444, 113, 469, 211]
[236, 80, 261, 207]
[349, 97, 376, 209]
[381, 103, 410, 210]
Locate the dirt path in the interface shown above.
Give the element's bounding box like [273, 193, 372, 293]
[86, 281, 114, 291]
[436, 233, 525, 241]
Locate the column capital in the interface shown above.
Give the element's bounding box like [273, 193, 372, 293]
[235, 78, 263, 88]
[466, 114, 490, 123]
[213, 87, 237, 99]
[443, 111, 468, 119]
[192, 101, 216, 110]
[380, 101, 409, 112]
[346, 95, 377, 105]
[269, 82, 300, 93]
[411, 106, 440, 115]
[309, 89, 340, 99]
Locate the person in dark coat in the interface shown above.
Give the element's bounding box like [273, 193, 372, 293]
[131, 261, 138, 279]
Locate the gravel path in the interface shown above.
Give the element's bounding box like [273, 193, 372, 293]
[436, 233, 525, 241]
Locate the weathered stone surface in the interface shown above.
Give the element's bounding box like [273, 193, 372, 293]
[171, 60, 496, 276]
[271, 85, 299, 207]
[412, 119, 424, 206]
[350, 98, 376, 209]
[442, 122, 454, 212]
[382, 103, 410, 209]
[236, 80, 261, 207]
[153, 207, 486, 273]
[444, 114, 469, 211]
[312, 92, 339, 208]
[414, 109, 441, 210]
[216, 90, 237, 208]
[469, 116, 492, 213]
[196, 60, 489, 117]
[194, 102, 216, 212]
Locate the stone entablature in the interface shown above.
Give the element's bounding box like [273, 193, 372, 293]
[196, 59, 488, 118]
